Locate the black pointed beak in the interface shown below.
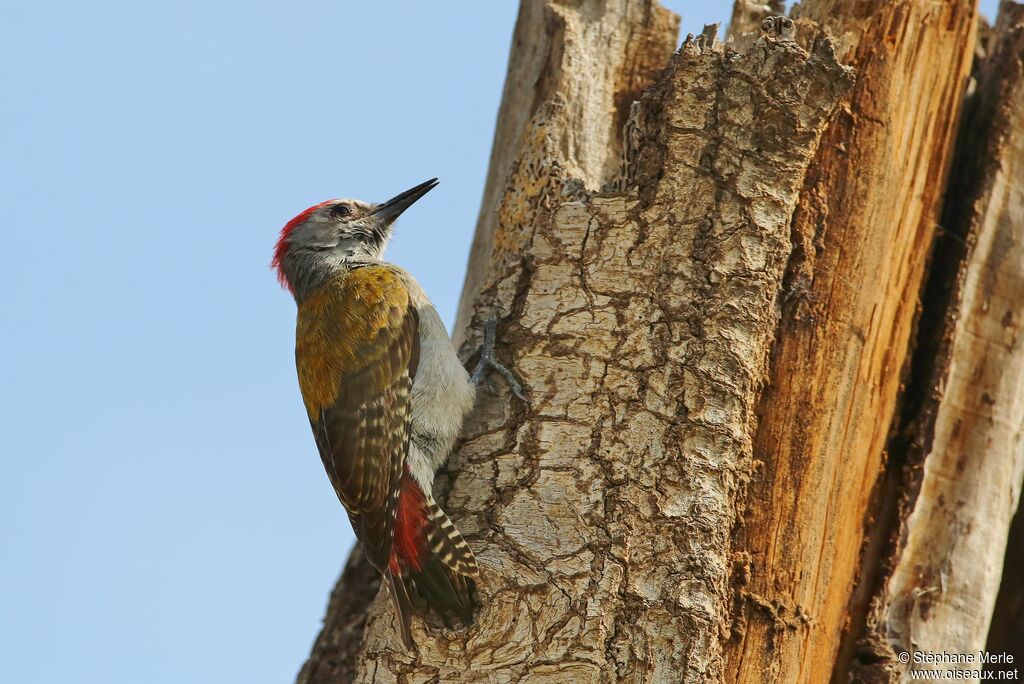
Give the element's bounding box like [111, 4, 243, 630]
[372, 178, 439, 224]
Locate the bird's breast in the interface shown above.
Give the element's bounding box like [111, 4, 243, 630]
[408, 303, 475, 470]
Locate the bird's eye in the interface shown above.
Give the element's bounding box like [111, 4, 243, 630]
[330, 204, 353, 219]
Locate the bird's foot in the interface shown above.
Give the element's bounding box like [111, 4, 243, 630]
[471, 316, 527, 402]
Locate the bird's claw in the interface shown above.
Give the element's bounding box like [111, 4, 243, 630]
[471, 316, 528, 402]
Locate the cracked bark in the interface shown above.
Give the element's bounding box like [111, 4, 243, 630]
[295, 0, 1022, 682]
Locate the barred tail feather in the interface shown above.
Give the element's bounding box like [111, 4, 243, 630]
[383, 570, 415, 649]
[406, 497, 478, 622]
[388, 471, 478, 641]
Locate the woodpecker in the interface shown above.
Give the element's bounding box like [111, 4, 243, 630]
[273, 178, 520, 649]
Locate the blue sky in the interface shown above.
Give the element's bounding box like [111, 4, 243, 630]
[0, 2, 997, 683]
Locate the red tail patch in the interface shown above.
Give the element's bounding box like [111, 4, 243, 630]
[389, 471, 427, 575]
[382, 468, 478, 643]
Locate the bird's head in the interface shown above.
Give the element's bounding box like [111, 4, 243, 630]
[272, 178, 438, 295]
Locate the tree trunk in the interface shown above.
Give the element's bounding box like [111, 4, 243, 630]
[296, 1, 1024, 682]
